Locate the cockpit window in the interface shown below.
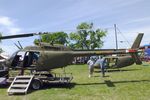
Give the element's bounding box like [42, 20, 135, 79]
[23, 51, 40, 67]
[10, 50, 20, 59]
[11, 51, 40, 68]
[11, 51, 26, 67]
[17, 51, 26, 61]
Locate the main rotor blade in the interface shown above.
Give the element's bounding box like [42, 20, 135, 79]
[0, 32, 48, 40]
[0, 33, 35, 40]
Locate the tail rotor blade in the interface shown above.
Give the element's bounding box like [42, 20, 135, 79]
[129, 33, 144, 65]
[130, 53, 142, 65]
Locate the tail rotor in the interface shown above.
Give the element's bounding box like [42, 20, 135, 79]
[130, 33, 144, 65]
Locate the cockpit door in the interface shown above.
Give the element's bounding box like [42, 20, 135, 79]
[11, 51, 26, 67]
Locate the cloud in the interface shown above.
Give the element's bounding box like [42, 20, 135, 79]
[126, 26, 150, 45]
[122, 17, 150, 26]
[102, 23, 150, 49]
[0, 16, 13, 26]
[0, 16, 21, 35]
[0, 16, 22, 54]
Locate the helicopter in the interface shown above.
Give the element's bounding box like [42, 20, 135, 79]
[0, 32, 143, 92]
[0, 32, 143, 72]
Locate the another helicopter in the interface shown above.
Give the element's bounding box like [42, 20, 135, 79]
[73, 33, 143, 69]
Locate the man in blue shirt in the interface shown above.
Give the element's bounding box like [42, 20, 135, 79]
[95, 57, 106, 77]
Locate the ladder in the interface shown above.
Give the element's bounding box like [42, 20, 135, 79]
[7, 75, 34, 95]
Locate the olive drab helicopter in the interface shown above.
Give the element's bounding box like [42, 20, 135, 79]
[0, 32, 143, 74]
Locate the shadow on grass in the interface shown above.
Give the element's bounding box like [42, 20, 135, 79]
[9, 79, 150, 95]
[7, 83, 76, 96]
[75, 79, 150, 87]
[42, 82, 76, 89]
[94, 68, 140, 73]
[27, 82, 76, 95]
[104, 80, 115, 87]
[94, 75, 109, 77]
[142, 64, 150, 66]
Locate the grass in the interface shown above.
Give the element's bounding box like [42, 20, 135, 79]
[1, 63, 150, 100]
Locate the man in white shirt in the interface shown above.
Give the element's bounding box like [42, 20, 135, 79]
[87, 57, 94, 78]
[94, 57, 106, 77]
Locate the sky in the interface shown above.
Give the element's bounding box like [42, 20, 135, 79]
[0, 0, 150, 55]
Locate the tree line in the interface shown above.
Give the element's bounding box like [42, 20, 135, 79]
[0, 22, 107, 53]
[34, 22, 107, 50]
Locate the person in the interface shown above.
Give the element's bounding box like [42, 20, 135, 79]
[32, 52, 39, 65]
[95, 56, 106, 77]
[87, 57, 94, 78]
[100, 57, 106, 77]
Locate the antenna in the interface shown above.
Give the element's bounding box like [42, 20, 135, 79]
[14, 43, 21, 49]
[14, 41, 23, 50]
[114, 24, 118, 49]
[18, 41, 23, 49]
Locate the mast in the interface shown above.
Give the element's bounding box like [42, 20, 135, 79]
[114, 24, 118, 49]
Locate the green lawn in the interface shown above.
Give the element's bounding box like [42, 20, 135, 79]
[1, 63, 150, 100]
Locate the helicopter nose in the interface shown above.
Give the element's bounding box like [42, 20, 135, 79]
[0, 59, 9, 70]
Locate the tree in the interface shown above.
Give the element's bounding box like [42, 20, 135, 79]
[69, 22, 107, 50]
[34, 32, 68, 45]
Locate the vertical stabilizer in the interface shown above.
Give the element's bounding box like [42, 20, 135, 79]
[131, 33, 144, 49]
[130, 33, 144, 65]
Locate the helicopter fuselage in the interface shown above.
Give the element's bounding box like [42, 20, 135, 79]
[5, 48, 136, 72]
[6, 49, 74, 71]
